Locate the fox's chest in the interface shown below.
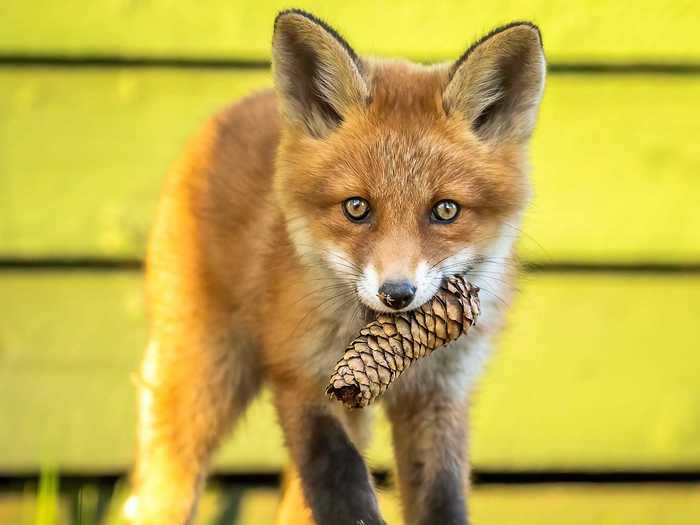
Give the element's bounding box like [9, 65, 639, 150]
[297, 305, 368, 386]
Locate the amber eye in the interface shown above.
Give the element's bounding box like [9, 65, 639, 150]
[431, 200, 460, 223]
[343, 197, 371, 222]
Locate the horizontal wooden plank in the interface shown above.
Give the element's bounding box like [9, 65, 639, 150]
[3, 483, 700, 525]
[239, 486, 700, 525]
[2, 1, 700, 64]
[472, 273, 700, 470]
[241, 485, 700, 525]
[0, 68, 269, 260]
[1, 271, 699, 472]
[1, 69, 699, 263]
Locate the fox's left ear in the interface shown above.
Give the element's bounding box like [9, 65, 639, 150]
[443, 22, 546, 143]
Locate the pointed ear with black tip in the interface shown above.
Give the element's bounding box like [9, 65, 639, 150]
[443, 22, 546, 144]
[272, 10, 370, 138]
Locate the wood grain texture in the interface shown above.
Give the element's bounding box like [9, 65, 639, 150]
[0, 68, 270, 259]
[3, 484, 700, 525]
[1, 271, 698, 471]
[2, 483, 700, 524]
[1, 69, 698, 263]
[1, 1, 699, 64]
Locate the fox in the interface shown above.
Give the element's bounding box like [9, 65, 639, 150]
[125, 8, 546, 525]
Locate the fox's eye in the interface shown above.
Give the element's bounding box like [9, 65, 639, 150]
[431, 200, 460, 223]
[343, 197, 371, 222]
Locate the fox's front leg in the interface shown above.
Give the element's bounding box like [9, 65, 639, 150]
[386, 381, 470, 525]
[273, 382, 385, 525]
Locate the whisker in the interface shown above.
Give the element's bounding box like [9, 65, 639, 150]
[475, 285, 509, 306]
[286, 288, 359, 340]
[502, 222, 552, 261]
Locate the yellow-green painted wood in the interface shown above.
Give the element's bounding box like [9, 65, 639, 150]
[3, 484, 700, 525]
[1, 69, 699, 263]
[237, 485, 700, 525]
[1, 271, 699, 472]
[288, 485, 700, 525]
[0, 68, 270, 259]
[471, 272, 700, 470]
[2, 1, 700, 64]
[0, 484, 700, 525]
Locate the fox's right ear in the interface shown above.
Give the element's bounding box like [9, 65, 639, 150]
[272, 10, 369, 137]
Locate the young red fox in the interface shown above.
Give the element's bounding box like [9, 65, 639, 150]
[126, 9, 545, 525]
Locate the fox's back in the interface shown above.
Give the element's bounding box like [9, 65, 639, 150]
[146, 89, 286, 313]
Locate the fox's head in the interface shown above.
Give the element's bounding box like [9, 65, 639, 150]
[272, 10, 545, 314]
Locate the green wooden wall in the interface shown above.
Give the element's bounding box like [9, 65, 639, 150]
[3, 1, 700, 63]
[1, 1, 699, 481]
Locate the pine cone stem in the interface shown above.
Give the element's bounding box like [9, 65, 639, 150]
[326, 276, 480, 408]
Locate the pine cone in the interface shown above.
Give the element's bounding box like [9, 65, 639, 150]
[326, 276, 480, 408]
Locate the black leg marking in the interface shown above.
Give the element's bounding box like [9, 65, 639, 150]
[300, 413, 384, 525]
[419, 467, 468, 525]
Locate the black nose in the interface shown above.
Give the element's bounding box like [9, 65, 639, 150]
[378, 280, 416, 310]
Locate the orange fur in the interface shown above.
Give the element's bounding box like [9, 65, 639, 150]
[126, 10, 545, 525]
